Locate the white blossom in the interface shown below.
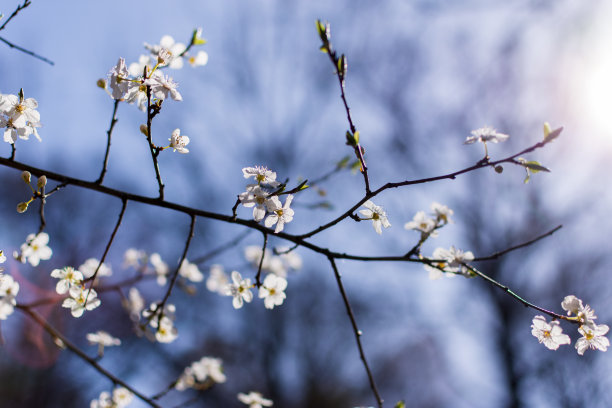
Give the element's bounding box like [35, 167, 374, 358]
[176, 356, 226, 391]
[265, 195, 294, 233]
[108, 58, 131, 100]
[144, 35, 186, 69]
[87, 330, 121, 356]
[530, 315, 571, 350]
[19, 232, 52, 266]
[259, 274, 287, 309]
[168, 128, 190, 153]
[145, 70, 182, 101]
[465, 126, 509, 145]
[50, 266, 83, 295]
[225, 271, 253, 309]
[79, 258, 112, 279]
[62, 286, 101, 318]
[239, 184, 271, 222]
[206, 264, 229, 294]
[430, 202, 453, 224]
[150, 253, 169, 286]
[122, 287, 145, 321]
[179, 259, 203, 282]
[561, 295, 597, 328]
[0, 274, 19, 320]
[359, 200, 391, 235]
[404, 211, 437, 237]
[575, 324, 610, 355]
[238, 391, 273, 408]
[242, 166, 281, 187]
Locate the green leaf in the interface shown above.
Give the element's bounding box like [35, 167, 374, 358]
[522, 161, 550, 173]
[336, 155, 351, 169]
[544, 126, 563, 143]
[191, 28, 207, 45]
[394, 401, 406, 408]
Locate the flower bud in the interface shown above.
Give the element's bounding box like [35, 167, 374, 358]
[157, 48, 172, 65]
[96, 79, 107, 89]
[21, 171, 31, 184]
[139, 124, 149, 136]
[37, 175, 47, 190]
[17, 202, 29, 213]
[494, 165, 504, 174]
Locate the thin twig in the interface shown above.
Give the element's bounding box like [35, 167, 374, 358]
[145, 81, 165, 200]
[474, 225, 563, 261]
[327, 256, 383, 408]
[0, 0, 31, 31]
[85, 198, 128, 301]
[462, 264, 575, 323]
[96, 99, 120, 184]
[255, 232, 268, 287]
[191, 230, 252, 264]
[158, 215, 196, 310]
[0, 36, 54, 65]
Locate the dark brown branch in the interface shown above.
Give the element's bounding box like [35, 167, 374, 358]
[17, 306, 161, 408]
[327, 256, 383, 408]
[96, 99, 120, 184]
[0, 0, 31, 31]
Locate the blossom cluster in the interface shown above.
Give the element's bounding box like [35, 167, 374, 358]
[122, 248, 203, 286]
[531, 295, 609, 355]
[239, 166, 295, 233]
[175, 356, 227, 391]
[14, 232, 52, 267]
[0, 89, 41, 144]
[90, 387, 133, 408]
[51, 266, 102, 318]
[142, 302, 178, 343]
[404, 202, 453, 239]
[206, 245, 301, 310]
[0, 251, 19, 320]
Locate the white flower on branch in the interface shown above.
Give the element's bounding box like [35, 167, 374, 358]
[144, 35, 186, 69]
[187, 50, 209, 67]
[404, 211, 437, 237]
[87, 330, 121, 356]
[175, 356, 227, 391]
[434, 246, 475, 277]
[0, 92, 41, 129]
[123, 248, 146, 269]
[145, 70, 182, 101]
[238, 391, 273, 408]
[168, 128, 190, 153]
[264, 195, 295, 233]
[242, 166, 281, 187]
[531, 315, 571, 350]
[258, 273, 287, 309]
[50, 266, 83, 295]
[90, 387, 133, 408]
[575, 323, 610, 355]
[62, 286, 101, 318]
[179, 259, 203, 282]
[0, 274, 19, 320]
[79, 258, 112, 279]
[239, 185, 272, 222]
[465, 126, 509, 145]
[122, 287, 145, 321]
[149, 253, 169, 286]
[431, 202, 453, 224]
[359, 200, 391, 235]
[18, 232, 52, 267]
[107, 58, 131, 100]
[561, 295, 597, 328]
[224, 271, 253, 309]
[206, 264, 229, 294]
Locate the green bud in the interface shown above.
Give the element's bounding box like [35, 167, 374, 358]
[21, 171, 31, 184]
[191, 28, 207, 45]
[139, 124, 149, 136]
[394, 401, 406, 408]
[17, 202, 29, 213]
[96, 78, 107, 89]
[37, 175, 47, 190]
